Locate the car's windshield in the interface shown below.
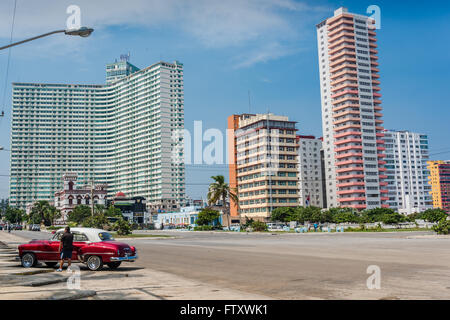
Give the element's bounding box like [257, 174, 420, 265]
[52, 232, 63, 241]
[98, 232, 115, 241]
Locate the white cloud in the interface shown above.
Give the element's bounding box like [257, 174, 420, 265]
[0, 0, 330, 67]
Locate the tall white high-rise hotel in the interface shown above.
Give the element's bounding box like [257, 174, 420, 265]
[316, 7, 388, 210]
[10, 58, 185, 209]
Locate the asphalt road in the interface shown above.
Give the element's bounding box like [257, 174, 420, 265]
[10, 229, 450, 299]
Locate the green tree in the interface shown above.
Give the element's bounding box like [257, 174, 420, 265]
[29, 201, 56, 226]
[270, 207, 296, 222]
[295, 206, 326, 223]
[82, 213, 109, 229]
[68, 205, 92, 225]
[363, 207, 397, 223]
[251, 220, 268, 232]
[105, 205, 123, 217]
[381, 211, 406, 224]
[4, 206, 25, 223]
[113, 217, 131, 235]
[421, 209, 448, 223]
[46, 206, 61, 226]
[196, 208, 221, 226]
[330, 208, 360, 223]
[207, 175, 239, 228]
[433, 218, 450, 235]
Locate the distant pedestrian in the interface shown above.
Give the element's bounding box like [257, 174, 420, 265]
[56, 226, 73, 272]
[314, 223, 318, 232]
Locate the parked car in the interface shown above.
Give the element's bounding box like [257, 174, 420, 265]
[28, 224, 40, 231]
[18, 227, 138, 271]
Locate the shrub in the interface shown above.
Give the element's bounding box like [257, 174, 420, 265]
[82, 213, 109, 229]
[271, 207, 296, 222]
[196, 208, 221, 226]
[251, 221, 268, 232]
[433, 219, 450, 235]
[113, 217, 131, 235]
[194, 225, 214, 231]
[422, 209, 448, 223]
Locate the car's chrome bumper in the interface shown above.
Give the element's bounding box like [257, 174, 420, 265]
[110, 255, 137, 261]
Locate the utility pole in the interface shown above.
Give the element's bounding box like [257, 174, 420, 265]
[91, 179, 95, 216]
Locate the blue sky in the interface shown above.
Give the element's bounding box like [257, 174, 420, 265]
[0, 0, 449, 200]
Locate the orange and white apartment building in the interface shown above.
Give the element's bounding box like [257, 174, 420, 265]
[227, 113, 299, 221]
[316, 7, 388, 210]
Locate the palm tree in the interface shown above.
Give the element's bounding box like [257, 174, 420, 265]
[30, 200, 51, 225]
[207, 175, 239, 228]
[46, 206, 61, 226]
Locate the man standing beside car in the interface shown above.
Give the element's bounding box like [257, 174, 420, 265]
[56, 226, 73, 272]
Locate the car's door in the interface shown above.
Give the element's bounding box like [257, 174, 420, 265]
[71, 232, 90, 261]
[45, 231, 64, 261]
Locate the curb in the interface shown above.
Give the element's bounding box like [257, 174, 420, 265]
[48, 290, 97, 300]
[27, 277, 69, 287]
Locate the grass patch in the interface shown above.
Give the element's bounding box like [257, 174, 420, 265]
[344, 227, 429, 233]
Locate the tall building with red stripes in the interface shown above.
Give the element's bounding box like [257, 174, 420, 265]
[316, 7, 388, 210]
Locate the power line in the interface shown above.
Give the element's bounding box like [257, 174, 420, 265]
[1, 0, 18, 117]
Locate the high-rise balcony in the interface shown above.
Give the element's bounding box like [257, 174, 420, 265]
[330, 56, 357, 68]
[337, 189, 366, 195]
[331, 89, 359, 99]
[329, 38, 355, 50]
[334, 124, 361, 132]
[333, 117, 360, 126]
[329, 44, 356, 56]
[333, 109, 360, 119]
[330, 50, 356, 62]
[343, 204, 367, 209]
[337, 174, 365, 181]
[339, 197, 367, 202]
[331, 76, 358, 87]
[331, 63, 358, 74]
[337, 181, 365, 188]
[335, 145, 363, 153]
[328, 25, 354, 38]
[328, 31, 355, 43]
[336, 159, 364, 166]
[336, 166, 365, 174]
[334, 138, 362, 146]
[335, 152, 363, 160]
[331, 82, 358, 93]
[332, 96, 359, 105]
[331, 70, 358, 80]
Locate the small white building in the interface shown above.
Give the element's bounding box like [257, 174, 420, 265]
[154, 206, 222, 229]
[54, 173, 107, 223]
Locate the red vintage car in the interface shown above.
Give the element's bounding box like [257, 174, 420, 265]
[18, 227, 137, 271]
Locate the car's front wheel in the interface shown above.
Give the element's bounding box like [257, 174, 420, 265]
[21, 253, 37, 268]
[86, 255, 103, 271]
[107, 262, 122, 270]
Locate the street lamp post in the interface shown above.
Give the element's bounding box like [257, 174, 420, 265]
[0, 27, 94, 51]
